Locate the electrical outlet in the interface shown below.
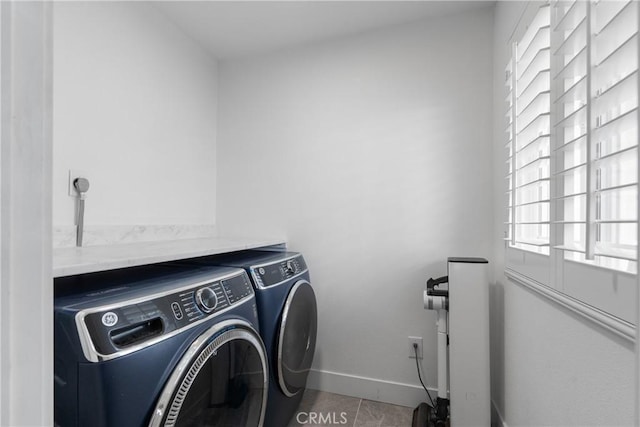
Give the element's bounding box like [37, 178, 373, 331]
[68, 169, 89, 197]
[408, 336, 423, 359]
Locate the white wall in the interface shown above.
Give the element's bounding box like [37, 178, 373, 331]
[53, 2, 217, 232]
[1, 2, 53, 424]
[217, 8, 494, 406]
[491, 3, 636, 425]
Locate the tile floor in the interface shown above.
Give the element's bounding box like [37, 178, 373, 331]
[287, 389, 414, 427]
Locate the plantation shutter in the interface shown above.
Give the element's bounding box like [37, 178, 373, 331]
[506, 3, 552, 254]
[551, 0, 638, 273]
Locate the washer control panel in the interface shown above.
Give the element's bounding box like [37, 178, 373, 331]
[251, 254, 307, 288]
[79, 270, 254, 359]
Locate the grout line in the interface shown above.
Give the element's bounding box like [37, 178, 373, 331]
[353, 398, 362, 427]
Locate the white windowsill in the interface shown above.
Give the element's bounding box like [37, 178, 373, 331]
[504, 268, 636, 342]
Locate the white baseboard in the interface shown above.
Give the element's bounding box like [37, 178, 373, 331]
[492, 400, 508, 427]
[306, 369, 437, 409]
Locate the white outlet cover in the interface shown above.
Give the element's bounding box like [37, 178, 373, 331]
[408, 336, 423, 359]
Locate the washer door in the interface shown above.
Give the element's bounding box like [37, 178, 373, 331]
[277, 280, 318, 397]
[149, 320, 268, 427]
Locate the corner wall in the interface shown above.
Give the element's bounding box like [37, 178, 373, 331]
[217, 8, 494, 407]
[491, 3, 636, 425]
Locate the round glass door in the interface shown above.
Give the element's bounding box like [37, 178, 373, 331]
[150, 323, 268, 427]
[277, 280, 318, 397]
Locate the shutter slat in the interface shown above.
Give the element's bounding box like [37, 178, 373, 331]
[594, 145, 637, 166]
[517, 134, 550, 153]
[554, 74, 586, 104]
[517, 69, 550, 99]
[595, 182, 637, 195]
[552, 16, 586, 56]
[518, 48, 551, 83]
[554, 162, 587, 176]
[514, 239, 550, 247]
[556, 191, 587, 200]
[593, 106, 638, 136]
[517, 156, 550, 172]
[553, 45, 587, 80]
[554, 103, 587, 127]
[515, 199, 552, 208]
[517, 91, 551, 118]
[515, 177, 550, 190]
[595, 31, 637, 68]
[553, 0, 580, 31]
[555, 132, 586, 151]
[517, 112, 550, 135]
[594, 0, 633, 35]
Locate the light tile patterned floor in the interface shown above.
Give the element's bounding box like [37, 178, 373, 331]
[288, 389, 414, 427]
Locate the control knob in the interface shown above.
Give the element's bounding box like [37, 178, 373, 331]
[285, 260, 295, 274]
[195, 287, 218, 313]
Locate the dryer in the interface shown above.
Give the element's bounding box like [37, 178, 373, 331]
[54, 264, 268, 427]
[179, 250, 318, 427]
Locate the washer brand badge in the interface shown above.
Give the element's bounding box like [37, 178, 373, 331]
[101, 312, 118, 327]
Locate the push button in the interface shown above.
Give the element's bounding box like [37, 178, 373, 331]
[171, 302, 183, 320]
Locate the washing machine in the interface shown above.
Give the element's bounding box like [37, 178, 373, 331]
[54, 264, 269, 427]
[178, 250, 317, 427]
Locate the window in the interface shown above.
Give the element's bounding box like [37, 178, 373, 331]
[504, 0, 638, 327]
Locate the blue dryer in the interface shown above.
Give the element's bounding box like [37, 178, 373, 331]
[179, 251, 317, 427]
[54, 264, 269, 427]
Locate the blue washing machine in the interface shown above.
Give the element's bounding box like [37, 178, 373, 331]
[54, 264, 269, 427]
[178, 251, 317, 427]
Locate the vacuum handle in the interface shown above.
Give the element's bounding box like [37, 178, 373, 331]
[427, 275, 448, 288]
[426, 275, 449, 297]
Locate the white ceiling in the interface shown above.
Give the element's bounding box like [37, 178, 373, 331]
[154, 1, 495, 59]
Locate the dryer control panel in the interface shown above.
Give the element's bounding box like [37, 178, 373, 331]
[77, 270, 254, 362]
[251, 254, 308, 288]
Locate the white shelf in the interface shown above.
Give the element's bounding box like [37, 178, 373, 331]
[53, 236, 286, 278]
